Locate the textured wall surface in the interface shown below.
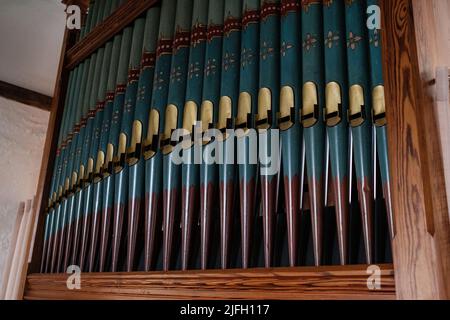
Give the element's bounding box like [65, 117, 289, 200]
[0, 97, 49, 291]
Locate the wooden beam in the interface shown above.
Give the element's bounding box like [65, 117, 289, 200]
[24, 265, 395, 300]
[0, 81, 52, 112]
[65, 0, 160, 70]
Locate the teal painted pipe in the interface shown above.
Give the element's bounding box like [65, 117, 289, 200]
[79, 0, 95, 40]
[345, 0, 374, 264]
[279, 0, 302, 267]
[84, 0, 121, 273]
[86, 38, 115, 273]
[301, 1, 326, 267]
[199, 0, 224, 270]
[366, 0, 393, 240]
[79, 47, 105, 272]
[142, 0, 177, 272]
[112, 16, 146, 272]
[59, 62, 86, 272]
[97, 34, 122, 272]
[46, 65, 78, 273]
[106, 25, 133, 272]
[217, 0, 242, 270]
[42, 65, 76, 272]
[257, 0, 280, 268]
[323, 0, 350, 265]
[236, 0, 259, 269]
[161, 0, 194, 271]
[125, 6, 161, 272]
[180, 0, 209, 271]
[74, 50, 98, 270]
[63, 60, 89, 271]
[69, 58, 94, 267]
[52, 64, 82, 273]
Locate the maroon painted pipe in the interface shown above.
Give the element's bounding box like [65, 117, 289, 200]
[144, 191, 161, 271]
[98, 206, 112, 272]
[357, 177, 374, 264]
[199, 182, 215, 270]
[308, 177, 324, 267]
[180, 185, 197, 270]
[333, 176, 349, 265]
[239, 178, 256, 269]
[126, 197, 142, 272]
[110, 202, 125, 272]
[283, 175, 300, 267]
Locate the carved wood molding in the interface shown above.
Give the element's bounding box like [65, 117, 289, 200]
[65, 0, 160, 70]
[24, 265, 395, 300]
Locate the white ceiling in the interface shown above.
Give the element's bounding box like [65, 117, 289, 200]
[0, 0, 66, 96]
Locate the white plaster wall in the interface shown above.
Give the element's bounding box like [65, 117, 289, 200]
[0, 0, 66, 96]
[0, 97, 49, 291]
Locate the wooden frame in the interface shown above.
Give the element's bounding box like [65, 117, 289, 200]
[25, 0, 450, 300]
[24, 265, 395, 300]
[382, 0, 450, 299]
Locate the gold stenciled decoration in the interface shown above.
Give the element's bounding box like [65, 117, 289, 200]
[77, 164, 85, 188]
[279, 86, 295, 131]
[126, 120, 143, 166]
[161, 104, 178, 155]
[372, 85, 386, 127]
[181, 101, 198, 149]
[325, 82, 342, 127]
[349, 84, 365, 127]
[63, 177, 70, 196]
[94, 151, 105, 183]
[102, 144, 114, 177]
[70, 172, 78, 193]
[256, 87, 272, 131]
[57, 186, 63, 202]
[200, 100, 213, 144]
[236, 92, 252, 137]
[85, 157, 94, 181]
[217, 96, 232, 140]
[113, 133, 127, 173]
[302, 81, 319, 128]
[143, 109, 160, 160]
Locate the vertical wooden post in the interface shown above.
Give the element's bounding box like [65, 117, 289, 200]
[382, 0, 450, 299]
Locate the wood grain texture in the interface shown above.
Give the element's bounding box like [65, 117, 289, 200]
[25, 0, 450, 301]
[410, 0, 450, 297]
[382, 0, 450, 299]
[24, 265, 395, 300]
[0, 81, 52, 111]
[65, 0, 159, 70]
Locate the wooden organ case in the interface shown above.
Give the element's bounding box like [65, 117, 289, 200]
[23, 0, 450, 300]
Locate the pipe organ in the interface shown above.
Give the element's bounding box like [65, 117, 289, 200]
[25, 0, 450, 300]
[23, 0, 450, 299]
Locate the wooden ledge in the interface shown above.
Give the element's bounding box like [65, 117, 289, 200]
[24, 264, 395, 300]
